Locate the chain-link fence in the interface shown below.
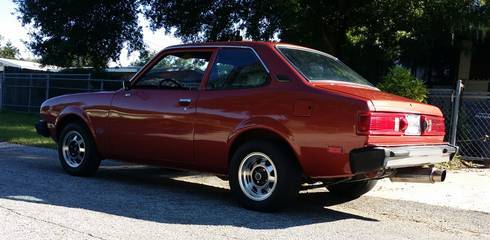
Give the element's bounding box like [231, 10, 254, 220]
[0, 72, 124, 112]
[428, 87, 490, 162]
[454, 93, 490, 161]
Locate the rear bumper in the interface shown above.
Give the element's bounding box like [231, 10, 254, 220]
[349, 144, 458, 174]
[35, 120, 50, 137]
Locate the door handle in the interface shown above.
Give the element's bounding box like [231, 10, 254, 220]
[124, 92, 132, 97]
[179, 98, 192, 106]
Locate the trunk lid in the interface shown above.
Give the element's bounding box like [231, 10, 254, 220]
[311, 82, 442, 116]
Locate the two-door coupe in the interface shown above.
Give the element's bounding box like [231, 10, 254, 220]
[36, 41, 457, 211]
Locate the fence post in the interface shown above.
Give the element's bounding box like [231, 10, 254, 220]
[27, 74, 32, 113]
[45, 74, 50, 100]
[0, 71, 3, 111]
[87, 73, 91, 91]
[450, 80, 463, 145]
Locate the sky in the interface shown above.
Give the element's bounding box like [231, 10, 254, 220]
[0, 0, 181, 67]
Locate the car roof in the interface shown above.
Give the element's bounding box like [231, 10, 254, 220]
[164, 41, 337, 59]
[165, 41, 316, 50]
[166, 41, 277, 49]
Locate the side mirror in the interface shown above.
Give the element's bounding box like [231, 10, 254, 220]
[123, 80, 132, 91]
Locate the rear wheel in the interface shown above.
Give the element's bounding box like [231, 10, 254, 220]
[229, 140, 301, 212]
[327, 180, 377, 199]
[58, 122, 100, 176]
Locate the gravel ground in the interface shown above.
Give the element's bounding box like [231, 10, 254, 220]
[368, 168, 490, 213]
[0, 142, 489, 240]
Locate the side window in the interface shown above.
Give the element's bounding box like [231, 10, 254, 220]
[207, 48, 268, 90]
[134, 51, 211, 90]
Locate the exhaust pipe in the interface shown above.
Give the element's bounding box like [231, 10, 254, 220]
[390, 167, 446, 183]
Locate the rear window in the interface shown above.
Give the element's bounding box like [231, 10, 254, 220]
[276, 46, 374, 87]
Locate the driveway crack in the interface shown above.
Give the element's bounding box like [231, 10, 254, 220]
[0, 204, 108, 240]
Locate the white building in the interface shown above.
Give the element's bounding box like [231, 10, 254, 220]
[0, 57, 59, 72]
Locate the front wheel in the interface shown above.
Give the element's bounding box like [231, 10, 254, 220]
[58, 122, 101, 176]
[229, 140, 301, 212]
[327, 180, 377, 199]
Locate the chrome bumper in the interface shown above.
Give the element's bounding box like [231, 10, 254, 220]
[382, 144, 457, 169]
[349, 144, 458, 173]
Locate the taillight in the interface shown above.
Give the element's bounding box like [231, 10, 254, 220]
[357, 112, 407, 136]
[421, 115, 445, 136]
[357, 112, 445, 136]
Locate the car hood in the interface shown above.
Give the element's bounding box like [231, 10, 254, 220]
[311, 82, 443, 116]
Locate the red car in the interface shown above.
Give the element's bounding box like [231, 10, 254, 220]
[36, 41, 457, 211]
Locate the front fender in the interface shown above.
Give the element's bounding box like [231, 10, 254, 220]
[56, 106, 95, 138]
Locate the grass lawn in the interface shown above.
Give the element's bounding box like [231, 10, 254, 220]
[0, 111, 56, 148]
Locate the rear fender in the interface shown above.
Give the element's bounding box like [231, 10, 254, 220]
[228, 117, 300, 162]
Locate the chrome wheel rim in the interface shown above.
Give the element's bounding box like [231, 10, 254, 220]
[62, 130, 86, 168]
[238, 152, 277, 201]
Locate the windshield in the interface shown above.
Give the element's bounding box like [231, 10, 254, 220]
[277, 46, 374, 87]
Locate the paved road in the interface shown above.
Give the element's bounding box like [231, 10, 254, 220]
[0, 142, 489, 240]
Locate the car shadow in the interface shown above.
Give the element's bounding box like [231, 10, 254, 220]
[0, 160, 378, 230]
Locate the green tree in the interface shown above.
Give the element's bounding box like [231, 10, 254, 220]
[14, 0, 490, 79]
[140, 0, 490, 82]
[377, 66, 428, 102]
[14, 0, 144, 68]
[140, 0, 368, 54]
[0, 35, 20, 59]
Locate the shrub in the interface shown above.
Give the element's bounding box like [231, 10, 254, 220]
[377, 66, 428, 103]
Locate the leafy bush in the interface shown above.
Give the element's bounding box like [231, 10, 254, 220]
[377, 66, 428, 103]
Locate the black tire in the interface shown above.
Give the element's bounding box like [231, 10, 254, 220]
[229, 140, 301, 212]
[58, 122, 100, 176]
[327, 180, 377, 199]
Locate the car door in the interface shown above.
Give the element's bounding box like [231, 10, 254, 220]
[194, 47, 271, 173]
[108, 49, 215, 165]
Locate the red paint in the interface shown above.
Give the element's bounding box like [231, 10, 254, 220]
[39, 41, 448, 179]
[327, 146, 343, 154]
[293, 100, 314, 117]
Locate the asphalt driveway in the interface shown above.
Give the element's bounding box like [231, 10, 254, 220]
[0, 142, 489, 240]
